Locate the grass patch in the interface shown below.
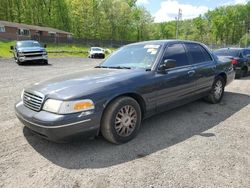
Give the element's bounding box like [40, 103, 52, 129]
[0, 41, 16, 58]
[0, 40, 116, 58]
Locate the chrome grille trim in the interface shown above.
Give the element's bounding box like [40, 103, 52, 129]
[23, 91, 44, 111]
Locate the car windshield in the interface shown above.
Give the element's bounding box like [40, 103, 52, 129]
[92, 48, 102, 51]
[214, 49, 241, 57]
[100, 44, 162, 69]
[17, 41, 41, 48]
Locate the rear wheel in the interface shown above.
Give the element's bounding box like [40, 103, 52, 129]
[242, 67, 248, 77]
[204, 76, 225, 104]
[236, 69, 243, 79]
[101, 97, 141, 144]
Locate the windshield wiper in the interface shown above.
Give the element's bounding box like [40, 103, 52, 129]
[95, 65, 109, 68]
[95, 65, 131, 69]
[108, 66, 131, 69]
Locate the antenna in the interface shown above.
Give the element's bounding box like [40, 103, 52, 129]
[176, 8, 182, 39]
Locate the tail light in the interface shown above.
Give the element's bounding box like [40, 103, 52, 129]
[231, 59, 238, 65]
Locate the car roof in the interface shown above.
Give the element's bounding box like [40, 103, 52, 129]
[17, 40, 40, 43]
[215, 47, 244, 51]
[91, 47, 102, 49]
[126, 39, 206, 47]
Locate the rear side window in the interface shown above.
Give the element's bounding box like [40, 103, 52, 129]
[162, 43, 189, 67]
[185, 43, 212, 64]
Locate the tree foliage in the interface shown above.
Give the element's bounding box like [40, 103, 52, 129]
[0, 0, 249, 45]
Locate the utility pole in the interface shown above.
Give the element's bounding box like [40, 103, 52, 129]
[176, 8, 182, 39]
[246, 29, 250, 48]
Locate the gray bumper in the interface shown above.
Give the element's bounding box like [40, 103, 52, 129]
[15, 101, 101, 142]
[18, 55, 48, 62]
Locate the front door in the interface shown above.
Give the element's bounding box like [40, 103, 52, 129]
[154, 43, 195, 111]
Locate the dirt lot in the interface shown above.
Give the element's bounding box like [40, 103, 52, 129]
[0, 57, 249, 188]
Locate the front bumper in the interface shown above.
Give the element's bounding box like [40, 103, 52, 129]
[91, 53, 105, 58]
[15, 101, 101, 142]
[18, 55, 48, 62]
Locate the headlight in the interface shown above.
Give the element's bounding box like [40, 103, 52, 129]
[21, 89, 24, 100]
[18, 52, 24, 56]
[43, 99, 94, 114]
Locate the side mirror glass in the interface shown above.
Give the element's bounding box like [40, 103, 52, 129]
[159, 59, 176, 71]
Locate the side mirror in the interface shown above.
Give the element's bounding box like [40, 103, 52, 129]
[44, 44, 47, 48]
[10, 46, 14, 50]
[159, 59, 176, 71]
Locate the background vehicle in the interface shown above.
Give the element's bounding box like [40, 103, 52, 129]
[15, 40, 235, 144]
[88, 47, 105, 59]
[214, 48, 250, 78]
[10, 40, 48, 65]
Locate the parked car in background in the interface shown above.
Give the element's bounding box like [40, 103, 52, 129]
[214, 48, 250, 78]
[88, 47, 105, 59]
[10, 40, 48, 65]
[15, 40, 235, 144]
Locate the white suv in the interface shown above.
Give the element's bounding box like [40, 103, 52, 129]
[88, 47, 105, 59]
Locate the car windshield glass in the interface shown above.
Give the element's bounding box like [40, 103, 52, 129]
[92, 48, 102, 51]
[17, 41, 41, 48]
[214, 49, 241, 57]
[100, 44, 162, 69]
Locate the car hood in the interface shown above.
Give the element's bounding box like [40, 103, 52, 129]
[91, 50, 104, 54]
[27, 68, 146, 100]
[17, 47, 45, 52]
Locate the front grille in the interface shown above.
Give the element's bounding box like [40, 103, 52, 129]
[23, 51, 43, 54]
[23, 91, 44, 111]
[25, 54, 43, 57]
[23, 51, 43, 57]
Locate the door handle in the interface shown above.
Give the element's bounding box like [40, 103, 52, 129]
[188, 70, 195, 76]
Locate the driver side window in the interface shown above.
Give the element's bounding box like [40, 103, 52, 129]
[162, 43, 189, 67]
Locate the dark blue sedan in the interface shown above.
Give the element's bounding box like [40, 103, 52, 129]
[214, 48, 250, 78]
[15, 40, 235, 144]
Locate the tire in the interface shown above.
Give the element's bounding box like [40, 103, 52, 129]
[204, 76, 225, 104]
[16, 59, 22, 65]
[101, 97, 142, 144]
[43, 60, 48, 65]
[242, 67, 248, 77]
[236, 70, 243, 79]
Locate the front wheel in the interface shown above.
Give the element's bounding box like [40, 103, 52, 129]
[204, 76, 225, 104]
[101, 97, 142, 144]
[16, 59, 22, 65]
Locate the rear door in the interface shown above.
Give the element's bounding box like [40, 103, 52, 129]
[154, 42, 196, 111]
[242, 49, 250, 71]
[184, 43, 216, 94]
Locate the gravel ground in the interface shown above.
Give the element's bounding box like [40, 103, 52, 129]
[0, 57, 249, 188]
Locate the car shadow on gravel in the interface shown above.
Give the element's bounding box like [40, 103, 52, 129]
[23, 91, 250, 169]
[20, 62, 52, 66]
